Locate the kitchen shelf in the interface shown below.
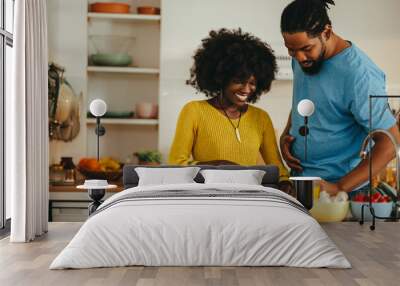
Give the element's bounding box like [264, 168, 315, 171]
[88, 12, 161, 22]
[87, 66, 159, 75]
[86, 118, 158, 126]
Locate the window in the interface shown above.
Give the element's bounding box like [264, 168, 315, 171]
[5, 0, 13, 34]
[0, 0, 14, 232]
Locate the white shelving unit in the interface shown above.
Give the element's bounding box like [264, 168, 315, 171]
[86, 1, 161, 162]
[87, 66, 159, 74]
[86, 118, 158, 125]
[88, 12, 161, 22]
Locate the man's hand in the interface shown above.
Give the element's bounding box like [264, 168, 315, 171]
[280, 134, 302, 172]
[320, 180, 341, 196]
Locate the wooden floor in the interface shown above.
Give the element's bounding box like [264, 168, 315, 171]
[0, 222, 399, 286]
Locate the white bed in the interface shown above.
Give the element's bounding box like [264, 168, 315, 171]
[50, 183, 351, 269]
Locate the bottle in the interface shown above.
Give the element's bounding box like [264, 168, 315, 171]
[60, 157, 76, 184]
[385, 159, 396, 188]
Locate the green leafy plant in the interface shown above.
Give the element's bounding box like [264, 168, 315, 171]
[134, 150, 162, 163]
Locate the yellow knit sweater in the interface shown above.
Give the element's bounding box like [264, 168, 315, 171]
[168, 100, 289, 181]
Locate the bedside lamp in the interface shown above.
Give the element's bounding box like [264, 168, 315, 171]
[290, 99, 317, 210]
[79, 99, 116, 215]
[297, 99, 315, 162]
[89, 99, 107, 161]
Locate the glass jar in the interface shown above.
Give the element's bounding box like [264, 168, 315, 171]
[49, 164, 64, 185]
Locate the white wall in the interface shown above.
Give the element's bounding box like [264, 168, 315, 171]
[47, 0, 88, 165]
[158, 0, 400, 161]
[332, 0, 400, 85]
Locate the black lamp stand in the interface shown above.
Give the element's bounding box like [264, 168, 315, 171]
[299, 116, 309, 162]
[87, 117, 106, 215]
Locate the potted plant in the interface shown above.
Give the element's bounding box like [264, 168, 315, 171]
[134, 150, 162, 165]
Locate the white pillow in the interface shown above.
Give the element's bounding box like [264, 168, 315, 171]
[135, 167, 201, 186]
[200, 169, 266, 185]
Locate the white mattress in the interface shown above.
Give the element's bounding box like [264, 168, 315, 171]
[50, 183, 351, 269]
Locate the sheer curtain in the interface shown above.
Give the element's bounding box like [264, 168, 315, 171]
[7, 0, 49, 242]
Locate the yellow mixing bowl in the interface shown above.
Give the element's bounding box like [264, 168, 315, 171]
[310, 201, 350, 222]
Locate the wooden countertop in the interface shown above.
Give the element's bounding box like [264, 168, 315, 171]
[49, 183, 124, 193]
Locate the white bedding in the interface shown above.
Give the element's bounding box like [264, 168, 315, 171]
[50, 183, 351, 269]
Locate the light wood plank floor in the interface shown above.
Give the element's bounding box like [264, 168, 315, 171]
[0, 222, 399, 286]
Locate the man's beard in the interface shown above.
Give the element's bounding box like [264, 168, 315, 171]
[301, 47, 326, 75]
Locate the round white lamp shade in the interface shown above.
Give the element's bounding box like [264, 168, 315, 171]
[297, 99, 315, 117]
[89, 99, 107, 117]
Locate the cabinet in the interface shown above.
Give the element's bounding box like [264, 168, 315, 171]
[49, 184, 123, 222]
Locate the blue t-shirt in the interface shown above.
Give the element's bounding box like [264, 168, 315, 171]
[290, 43, 395, 183]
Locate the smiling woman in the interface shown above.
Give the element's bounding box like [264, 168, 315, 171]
[168, 28, 290, 185]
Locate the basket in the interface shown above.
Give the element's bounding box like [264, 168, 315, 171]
[78, 167, 122, 182]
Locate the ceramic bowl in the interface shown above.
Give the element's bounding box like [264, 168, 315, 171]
[137, 6, 160, 15]
[350, 201, 393, 221]
[135, 103, 158, 119]
[90, 2, 130, 14]
[90, 53, 132, 67]
[310, 201, 349, 222]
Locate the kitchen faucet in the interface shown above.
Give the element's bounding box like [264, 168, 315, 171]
[359, 129, 400, 220]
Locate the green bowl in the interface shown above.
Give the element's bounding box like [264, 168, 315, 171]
[90, 53, 132, 67]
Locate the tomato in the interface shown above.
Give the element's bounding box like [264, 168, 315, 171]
[378, 196, 387, 203]
[353, 194, 364, 202]
[371, 192, 381, 203]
